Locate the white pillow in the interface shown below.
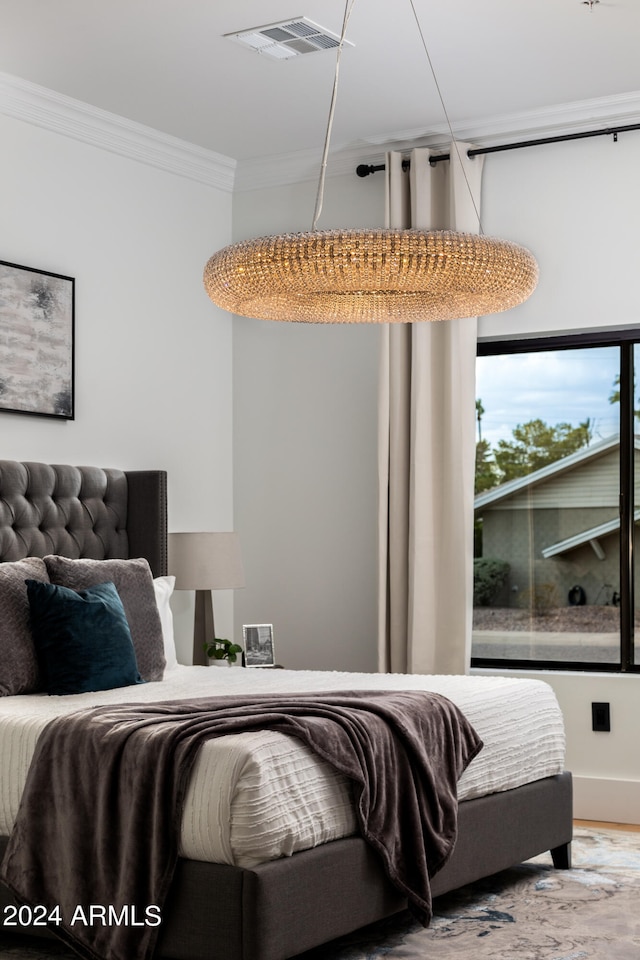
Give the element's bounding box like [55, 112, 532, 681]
[153, 576, 177, 670]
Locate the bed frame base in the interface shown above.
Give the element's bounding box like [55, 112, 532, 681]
[0, 772, 571, 960]
[157, 771, 573, 960]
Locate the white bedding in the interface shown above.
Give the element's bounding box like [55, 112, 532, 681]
[0, 667, 565, 868]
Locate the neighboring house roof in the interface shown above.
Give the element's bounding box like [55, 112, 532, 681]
[474, 433, 621, 511]
[541, 510, 640, 559]
[475, 432, 640, 560]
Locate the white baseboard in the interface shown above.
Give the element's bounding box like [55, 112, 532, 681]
[573, 775, 640, 825]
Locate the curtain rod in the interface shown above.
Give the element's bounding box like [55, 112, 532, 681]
[355, 121, 640, 177]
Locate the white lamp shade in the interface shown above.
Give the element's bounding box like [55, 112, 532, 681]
[168, 532, 245, 591]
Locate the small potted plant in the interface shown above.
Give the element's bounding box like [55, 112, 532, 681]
[203, 637, 243, 665]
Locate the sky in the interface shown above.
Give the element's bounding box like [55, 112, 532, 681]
[476, 345, 623, 449]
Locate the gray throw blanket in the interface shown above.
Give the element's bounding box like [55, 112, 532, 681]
[1, 690, 482, 960]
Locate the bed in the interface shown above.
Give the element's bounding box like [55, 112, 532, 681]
[0, 458, 573, 960]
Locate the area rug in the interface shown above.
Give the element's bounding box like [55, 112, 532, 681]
[0, 828, 638, 959]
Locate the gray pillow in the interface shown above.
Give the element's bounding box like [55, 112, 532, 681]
[0, 557, 49, 695]
[44, 556, 166, 682]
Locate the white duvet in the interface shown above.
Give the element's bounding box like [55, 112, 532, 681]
[0, 667, 565, 868]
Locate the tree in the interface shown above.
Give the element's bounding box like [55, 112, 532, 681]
[492, 417, 593, 483]
[475, 399, 485, 442]
[608, 373, 640, 423]
[475, 438, 498, 493]
[609, 373, 621, 406]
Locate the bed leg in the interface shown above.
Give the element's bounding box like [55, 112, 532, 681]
[550, 842, 571, 869]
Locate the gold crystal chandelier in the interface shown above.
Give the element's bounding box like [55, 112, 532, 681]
[205, 230, 537, 324]
[203, 2, 538, 324]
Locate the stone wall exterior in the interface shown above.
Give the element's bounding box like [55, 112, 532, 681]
[480, 506, 625, 609]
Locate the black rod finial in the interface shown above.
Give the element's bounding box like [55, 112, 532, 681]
[356, 163, 384, 178]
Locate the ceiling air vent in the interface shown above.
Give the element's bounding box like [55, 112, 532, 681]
[225, 18, 354, 60]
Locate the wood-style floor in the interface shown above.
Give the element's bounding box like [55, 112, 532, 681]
[575, 819, 640, 832]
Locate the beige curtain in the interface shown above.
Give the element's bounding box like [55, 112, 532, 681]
[377, 144, 484, 675]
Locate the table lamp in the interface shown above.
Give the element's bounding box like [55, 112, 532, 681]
[168, 531, 245, 665]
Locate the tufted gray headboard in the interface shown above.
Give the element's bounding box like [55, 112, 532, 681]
[0, 460, 167, 577]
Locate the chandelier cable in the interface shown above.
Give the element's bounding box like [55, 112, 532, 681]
[406, 0, 484, 234]
[313, 0, 484, 234]
[312, 0, 357, 230]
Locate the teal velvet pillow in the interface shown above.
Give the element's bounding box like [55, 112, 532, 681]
[25, 579, 144, 695]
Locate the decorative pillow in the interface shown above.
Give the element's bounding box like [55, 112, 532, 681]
[44, 556, 166, 681]
[0, 557, 49, 696]
[153, 575, 178, 670]
[26, 579, 143, 696]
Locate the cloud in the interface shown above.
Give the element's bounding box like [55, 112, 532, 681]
[476, 346, 621, 447]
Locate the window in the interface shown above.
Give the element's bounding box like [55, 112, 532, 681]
[471, 331, 639, 673]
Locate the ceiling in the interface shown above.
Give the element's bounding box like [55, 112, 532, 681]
[1, 0, 639, 167]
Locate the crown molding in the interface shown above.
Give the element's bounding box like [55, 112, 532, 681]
[2, 69, 639, 196]
[234, 89, 640, 192]
[0, 71, 236, 192]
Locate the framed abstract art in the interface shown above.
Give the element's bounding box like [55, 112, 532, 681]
[0, 259, 75, 419]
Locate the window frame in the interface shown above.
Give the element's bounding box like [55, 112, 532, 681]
[471, 328, 639, 674]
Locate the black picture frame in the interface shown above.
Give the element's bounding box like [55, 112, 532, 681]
[0, 259, 75, 419]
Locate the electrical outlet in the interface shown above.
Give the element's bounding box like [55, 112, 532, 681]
[592, 702, 610, 732]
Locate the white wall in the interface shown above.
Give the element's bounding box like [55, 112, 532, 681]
[233, 173, 382, 670]
[233, 134, 640, 820]
[479, 132, 640, 339]
[0, 111, 234, 663]
[477, 668, 640, 824]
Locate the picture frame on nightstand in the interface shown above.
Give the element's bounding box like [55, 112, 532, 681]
[243, 623, 276, 667]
